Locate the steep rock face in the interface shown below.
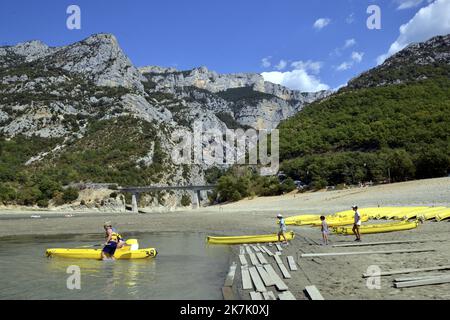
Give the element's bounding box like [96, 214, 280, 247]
[348, 34, 450, 89]
[141, 66, 330, 130]
[141, 65, 329, 102]
[0, 32, 329, 208]
[0, 40, 54, 66]
[0, 34, 145, 91]
[46, 34, 145, 91]
[142, 66, 263, 93]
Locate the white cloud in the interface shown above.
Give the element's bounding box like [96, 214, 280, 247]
[336, 62, 353, 71]
[344, 38, 357, 49]
[275, 60, 288, 70]
[336, 51, 364, 71]
[395, 0, 426, 10]
[291, 60, 323, 74]
[313, 18, 331, 30]
[377, 0, 450, 64]
[346, 13, 355, 24]
[351, 51, 364, 63]
[262, 69, 329, 92]
[332, 39, 357, 56]
[261, 56, 272, 68]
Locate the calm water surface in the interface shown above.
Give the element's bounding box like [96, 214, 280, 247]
[0, 232, 230, 300]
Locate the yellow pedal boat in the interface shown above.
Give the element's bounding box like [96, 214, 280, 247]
[46, 239, 157, 260]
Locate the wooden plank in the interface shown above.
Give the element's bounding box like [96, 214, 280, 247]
[276, 244, 283, 252]
[394, 276, 450, 288]
[241, 266, 253, 290]
[261, 246, 274, 257]
[251, 245, 261, 252]
[263, 291, 277, 300]
[278, 291, 296, 300]
[249, 266, 267, 293]
[304, 285, 324, 300]
[256, 265, 275, 287]
[224, 262, 237, 287]
[256, 252, 269, 265]
[302, 248, 435, 258]
[249, 253, 260, 266]
[287, 256, 298, 271]
[394, 274, 449, 282]
[264, 264, 288, 291]
[245, 246, 253, 255]
[362, 265, 450, 278]
[274, 254, 283, 264]
[332, 239, 430, 248]
[277, 262, 292, 279]
[239, 254, 248, 266]
[257, 245, 265, 253]
[222, 287, 235, 300]
[250, 291, 263, 300]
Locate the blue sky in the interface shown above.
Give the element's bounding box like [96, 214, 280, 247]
[1, 0, 449, 91]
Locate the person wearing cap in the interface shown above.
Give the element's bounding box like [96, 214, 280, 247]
[352, 206, 362, 242]
[101, 222, 124, 260]
[277, 214, 288, 244]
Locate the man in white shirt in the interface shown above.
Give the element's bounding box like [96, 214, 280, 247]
[352, 205, 362, 242]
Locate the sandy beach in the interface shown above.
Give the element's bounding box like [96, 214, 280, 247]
[1, 177, 449, 300]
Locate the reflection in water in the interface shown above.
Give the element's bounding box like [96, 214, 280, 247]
[0, 232, 229, 300]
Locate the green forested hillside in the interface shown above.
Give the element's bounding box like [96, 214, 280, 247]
[0, 116, 170, 206]
[278, 77, 450, 188]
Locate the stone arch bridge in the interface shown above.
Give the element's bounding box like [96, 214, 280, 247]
[117, 185, 217, 212]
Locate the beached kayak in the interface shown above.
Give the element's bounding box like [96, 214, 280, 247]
[374, 207, 429, 220]
[46, 239, 157, 260]
[285, 215, 321, 225]
[332, 220, 419, 235]
[332, 210, 372, 220]
[417, 207, 448, 220]
[436, 209, 450, 221]
[311, 215, 369, 227]
[207, 231, 295, 245]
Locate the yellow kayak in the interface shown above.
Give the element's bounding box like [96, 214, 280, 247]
[394, 207, 435, 220]
[285, 215, 321, 225]
[46, 239, 157, 260]
[311, 215, 369, 227]
[333, 220, 419, 235]
[207, 231, 295, 245]
[417, 207, 448, 220]
[375, 207, 428, 220]
[332, 210, 372, 220]
[436, 209, 450, 221]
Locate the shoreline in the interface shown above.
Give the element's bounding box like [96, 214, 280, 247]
[2, 177, 450, 300]
[0, 177, 448, 238]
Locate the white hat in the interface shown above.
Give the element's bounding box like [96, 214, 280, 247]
[277, 214, 283, 218]
[352, 205, 358, 209]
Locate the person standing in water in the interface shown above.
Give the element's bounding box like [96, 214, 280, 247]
[101, 222, 124, 260]
[352, 205, 362, 242]
[277, 214, 288, 245]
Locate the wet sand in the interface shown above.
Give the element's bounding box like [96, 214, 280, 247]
[1, 177, 449, 299]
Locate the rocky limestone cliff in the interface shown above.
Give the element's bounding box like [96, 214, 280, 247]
[140, 65, 330, 130]
[0, 33, 329, 208]
[348, 34, 450, 89]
